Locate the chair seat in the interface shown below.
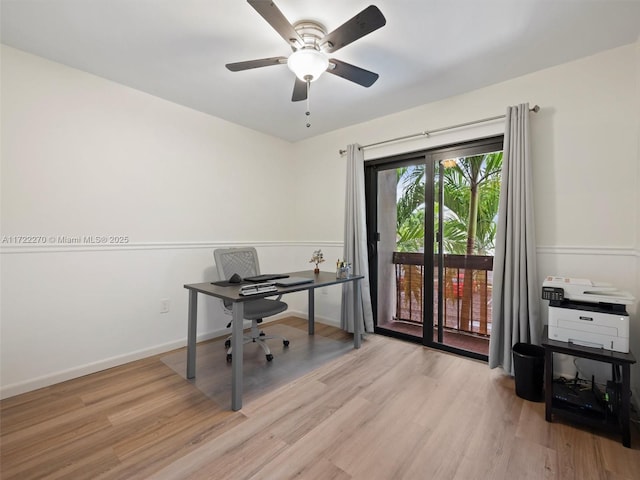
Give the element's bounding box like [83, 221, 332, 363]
[243, 298, 288, 320]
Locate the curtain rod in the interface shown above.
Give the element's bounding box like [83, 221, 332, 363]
[339, 104, 540, 155]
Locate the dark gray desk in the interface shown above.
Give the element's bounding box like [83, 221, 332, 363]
[184, 270, 364, 410]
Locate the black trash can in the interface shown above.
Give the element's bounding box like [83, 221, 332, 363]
[512, 343, 545, 402]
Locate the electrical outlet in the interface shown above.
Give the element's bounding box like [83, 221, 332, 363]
[160, 298, 170, 314]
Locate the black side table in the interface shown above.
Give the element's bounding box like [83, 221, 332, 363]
[541, 326, 636, 448]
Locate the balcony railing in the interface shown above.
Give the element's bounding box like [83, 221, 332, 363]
[392, 252, 493, 336]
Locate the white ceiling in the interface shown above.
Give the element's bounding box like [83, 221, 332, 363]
[2, 1, 640, 142]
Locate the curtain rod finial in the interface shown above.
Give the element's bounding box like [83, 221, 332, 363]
[531, 105, 540, 112]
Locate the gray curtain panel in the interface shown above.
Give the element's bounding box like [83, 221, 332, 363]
[341, 144, 374, 334]
[488, 103, 540, 375]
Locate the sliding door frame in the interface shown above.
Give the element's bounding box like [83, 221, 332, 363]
[365, 135, 504, 361]
[365, 151, 429, 343]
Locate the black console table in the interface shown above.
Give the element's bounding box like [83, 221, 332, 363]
[541, 326, 636, 448]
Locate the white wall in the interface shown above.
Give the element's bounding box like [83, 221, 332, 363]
[0, 46, 335, 398]
[1, 46, 297, 243]
[2, 41, 639, 399]
[292, 43, 640, 395]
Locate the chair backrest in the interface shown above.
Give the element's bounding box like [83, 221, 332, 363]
[214, 247, 261, 281]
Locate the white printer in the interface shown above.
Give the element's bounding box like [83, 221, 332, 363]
[542, 276, 634, 353]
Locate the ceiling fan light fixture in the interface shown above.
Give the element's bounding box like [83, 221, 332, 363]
[287, 48, 329, 82]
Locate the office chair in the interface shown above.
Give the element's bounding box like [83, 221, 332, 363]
[214, 247, 289, 362]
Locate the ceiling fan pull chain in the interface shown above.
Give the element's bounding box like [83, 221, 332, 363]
[305, 79, 311, 128]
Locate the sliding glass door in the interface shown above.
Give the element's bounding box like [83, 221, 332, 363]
[365, 137, 503, 360]
[368, 154, 431, 341]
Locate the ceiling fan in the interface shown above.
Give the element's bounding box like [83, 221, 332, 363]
[226, 0, 386, 121]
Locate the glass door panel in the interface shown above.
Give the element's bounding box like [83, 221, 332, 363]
[433, 149, 503, 357]
[367, 137, 503, 361]
[375, 161, 426, 340]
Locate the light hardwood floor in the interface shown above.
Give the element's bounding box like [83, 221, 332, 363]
[1, 317, 639, 479]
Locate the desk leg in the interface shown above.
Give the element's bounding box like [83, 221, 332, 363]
[353, 279, 361, 349]
[544, 348, 553, 422]
[187, 290, 198, 379]
[621, 363, 631, 448]
[231, 302, 245, 411]
[308, 288, 315, 335]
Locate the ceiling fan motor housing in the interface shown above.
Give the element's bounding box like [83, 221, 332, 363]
[291, 21, 328, 50]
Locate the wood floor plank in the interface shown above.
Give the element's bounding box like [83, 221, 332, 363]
[398, 377, 490, 479]
[147, 380, 333, 478]
[503, 437, 558, 480]
[246, 396, 378, 480]
[0, 392, 86, 436]
[451, 373, 523, 479]
[327, 387, 431, 479]
[103, 408, 246, 479]
[551, 420, 608, 480]
[40, 448, 120, 480]
[149, 428, 289, 480]
[597, 434, 640, 479]
[1, 414, 114, 471]
[1, 366, 190, 453]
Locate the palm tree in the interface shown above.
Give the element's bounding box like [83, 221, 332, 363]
[396, 165, 425, 252]
[442, 152, 502, 331]
[441, 152, 502, 255]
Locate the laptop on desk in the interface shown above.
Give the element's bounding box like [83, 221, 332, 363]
[275, 277, 314, 287]
[244, 274, 289, 282]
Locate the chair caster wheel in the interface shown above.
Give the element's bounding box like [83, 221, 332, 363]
[226, 353, 232, 363]
[259, 331, 266, 337]
[225, 339, 231, 348]
[283, 340, 290, 347]
[266, 354, 274, 362]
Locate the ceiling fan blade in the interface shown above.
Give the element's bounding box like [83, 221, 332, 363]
[321, 5, 386, 54]
[248, 0, 303, 47]
[327, 59, 379, 87]
[292, 78, 307, 102]
[226, 56, 287, 71]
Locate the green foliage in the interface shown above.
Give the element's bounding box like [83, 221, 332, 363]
[395, 152, 503, 255]
[396, 166, 426, 253]
[442, 151, 502, 255]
